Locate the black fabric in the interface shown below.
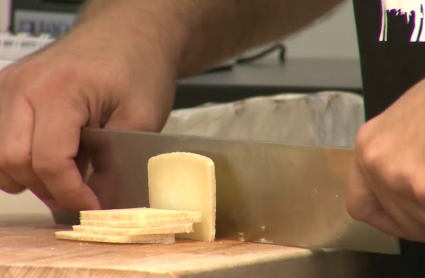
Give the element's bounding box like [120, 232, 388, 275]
[352, 0, 425, 276]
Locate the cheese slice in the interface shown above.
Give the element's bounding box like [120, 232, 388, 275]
[80, 207, 201, 222]
[80, 215, 201, 228]
[73, 223, 193, 236]
[148, 152, 216, 242]
[55, 231, 175, 244]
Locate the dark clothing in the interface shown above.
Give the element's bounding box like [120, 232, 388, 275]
[352, 0, 425, 276]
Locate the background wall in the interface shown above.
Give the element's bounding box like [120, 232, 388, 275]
[0, 0, 11, 32]
[0, 0, 359, 215]
[284, 0, 359, 59]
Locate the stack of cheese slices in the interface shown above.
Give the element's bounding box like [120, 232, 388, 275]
[55, 208, 202, 244]
[55, 152, 217, 244]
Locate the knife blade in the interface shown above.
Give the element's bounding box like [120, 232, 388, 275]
[79, 127, 400, 255]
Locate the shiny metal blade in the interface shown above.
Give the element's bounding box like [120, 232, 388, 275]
[80, 127, 400, 254]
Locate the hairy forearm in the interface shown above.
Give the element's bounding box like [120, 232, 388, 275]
[174, 0, 345, 76]
[74, 0, 344, 77]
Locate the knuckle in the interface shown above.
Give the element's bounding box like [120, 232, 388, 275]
[0, 67, 8, 84]
[32, 156, 63, 177]
[346, 202, 371, 224]
[409, 174, 425, 203]
[0, 66, 19, 89]
[355, 124, 372, 152]
[377, 165, 414, 196]
[4, 63, 35, 83]
[355, 128, 380, 168]
[0, 147, 30, 169]
[358, 144, 382, 171]
[383, 167, 403, 191]
[345, 192, 368, 223]
[346, 202, 364, 222]
[2, 60, 81, 97]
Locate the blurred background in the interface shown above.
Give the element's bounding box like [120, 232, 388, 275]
[0, 0, 359, 59]
[0, 0, 363, 215]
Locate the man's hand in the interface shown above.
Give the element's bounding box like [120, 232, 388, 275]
[0, 0, 345, 214]
[347, 79, 425, 242]
[0, 27, 176, 213]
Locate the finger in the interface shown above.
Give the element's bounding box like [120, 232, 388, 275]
[353, 159, 425, 241]
[31, 100, 100, 212]
[357, 148, 425, 240]
[81, 128, 122, 210]
[346, 159, 406, 238]
[374, 190, 425, 241]
[74, 143, 90, 183]
[362, 165, 425, 241]
[390, 171, 425, 235]
[394, 197, 425, 241]
[0, 169, 25, 194]
[0, 96, 53, 201]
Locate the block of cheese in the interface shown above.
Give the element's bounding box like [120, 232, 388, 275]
[55, 231, 175, 244]
[80, 208, 201, 222]
[148, 152, 216, 242]
[73, 223, 193, 236]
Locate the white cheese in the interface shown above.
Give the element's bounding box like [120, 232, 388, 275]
[72, 223, 193, 236]
[148, 152, 216, 242]
[80, 208, 201, 222]
[79, 217, 201, 228]
[55, 231, 175, 244]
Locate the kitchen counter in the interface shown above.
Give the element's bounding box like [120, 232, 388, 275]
[0, 213, 379, 277]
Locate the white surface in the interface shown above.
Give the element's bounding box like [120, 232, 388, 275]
[0, 190, 49, 215]
[0, 32, 55, 72]
[0, 32, 54, 61]
[162, 91, 364, 148]
[0, 60, 11, 70]
[283, 0, 359, 60]
[0, 0, 10, 32]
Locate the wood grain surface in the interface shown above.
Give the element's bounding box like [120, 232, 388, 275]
[0, 214, 378, 278]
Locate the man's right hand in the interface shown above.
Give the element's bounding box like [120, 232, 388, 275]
[0, 26, 177, 213]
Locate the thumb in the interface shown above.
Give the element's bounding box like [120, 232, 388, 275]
[105, 100, 167, 132]
[83, 104, 165, 209]
[81, 128, 122, 210]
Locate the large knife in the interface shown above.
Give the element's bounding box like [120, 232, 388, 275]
[78, 127, 400, 255]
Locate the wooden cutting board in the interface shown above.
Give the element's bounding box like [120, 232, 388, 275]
[0, 214, 377, 278]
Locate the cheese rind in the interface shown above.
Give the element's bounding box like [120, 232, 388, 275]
[148, 152, 216, 242]
[80, 208, 201, 222]
[73, 223, 193, 236]
[55, 231, 175, 244]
